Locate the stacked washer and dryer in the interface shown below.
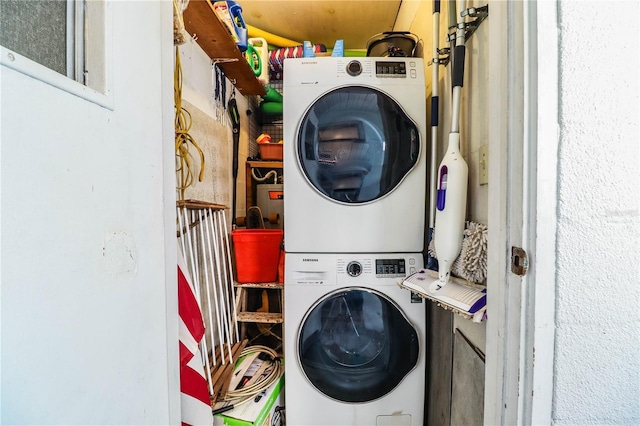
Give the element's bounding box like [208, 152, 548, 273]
[283, 57, 427, 425]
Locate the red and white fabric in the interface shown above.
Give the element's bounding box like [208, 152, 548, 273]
[178, 251, 213, 426]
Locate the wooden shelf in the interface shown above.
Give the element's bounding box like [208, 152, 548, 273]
[234, 281, 283, 323]
[235, 281, 283, 289]
[234, 281, 284, 351]
[182, 0, 266, 96]
[246, 160, 283, 169]
[236, 311, 283, 324]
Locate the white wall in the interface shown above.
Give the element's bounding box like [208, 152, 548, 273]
[0, 2, 178, 423]
[552, 1, 639, 423]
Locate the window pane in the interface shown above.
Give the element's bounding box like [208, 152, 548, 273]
[298, 288, 419, 402]
[0, 0, 67, 75]
[297, 86, 420, 204]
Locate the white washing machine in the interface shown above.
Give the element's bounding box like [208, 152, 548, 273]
[283, 57, 427, 253]
[284, 252, 425, 425]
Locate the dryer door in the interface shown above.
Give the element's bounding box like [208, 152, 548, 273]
[297, 86, 420, 204]
[297, 287, 419, 403]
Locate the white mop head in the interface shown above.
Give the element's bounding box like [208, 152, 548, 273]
[428, 221, 488, 284]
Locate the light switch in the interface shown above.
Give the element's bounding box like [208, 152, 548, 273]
[479, 144, 489, 185]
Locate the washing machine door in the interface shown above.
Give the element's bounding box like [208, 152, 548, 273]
[297, 86, 420, 204]
[297, 287, 419, 403]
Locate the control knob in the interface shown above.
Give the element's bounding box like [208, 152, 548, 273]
[346, 60, 362, 76]
[346, 261, 362, 277]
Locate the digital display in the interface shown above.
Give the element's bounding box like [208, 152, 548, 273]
[375, 259, 406, 276]
[375, 61, 407, 77]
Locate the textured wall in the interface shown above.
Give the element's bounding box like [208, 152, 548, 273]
[177, 37, 252, 223]
[553, 1, 640, 424]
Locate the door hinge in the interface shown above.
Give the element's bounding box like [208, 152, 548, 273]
[511, 246, 528, 276]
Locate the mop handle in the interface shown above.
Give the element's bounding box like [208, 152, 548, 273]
[451, 0, 466, 134]
[453, 0, 466, 89]
[452, 46, 465, 89]
[432, 0, 441, 121]
[429, 0, 441, 229]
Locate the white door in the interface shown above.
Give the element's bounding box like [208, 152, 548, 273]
[485, 1, 558, 424]
[0, 1, 178, 423]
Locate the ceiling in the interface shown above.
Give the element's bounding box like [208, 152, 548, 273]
[239, 1, 403, 51]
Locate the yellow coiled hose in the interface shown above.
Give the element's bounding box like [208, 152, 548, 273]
[175, 46, 204, 200]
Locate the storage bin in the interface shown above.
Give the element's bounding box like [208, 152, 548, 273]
[258, 142, 283, 161]
[232, 229, 284, 283]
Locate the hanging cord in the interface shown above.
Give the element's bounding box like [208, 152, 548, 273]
[224, 345, 283, 407]
[172, 0, 189, 45]
[175, 46, 205, 200]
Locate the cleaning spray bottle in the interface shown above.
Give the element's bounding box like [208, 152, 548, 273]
[433, 0, 469, 283]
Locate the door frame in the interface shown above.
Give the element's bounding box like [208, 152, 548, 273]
[485, 1, 558, 424]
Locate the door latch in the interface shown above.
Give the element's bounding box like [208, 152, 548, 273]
[511, 246, 528, 276]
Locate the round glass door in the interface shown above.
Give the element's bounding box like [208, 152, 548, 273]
[298, 287, 419, 403]
[297, 86, 420, 204]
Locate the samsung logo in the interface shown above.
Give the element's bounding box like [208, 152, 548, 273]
[302, 258, 319, 262]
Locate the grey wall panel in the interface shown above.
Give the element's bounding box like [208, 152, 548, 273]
[426, 303, 453, 426]
[451, 329, 485, 426]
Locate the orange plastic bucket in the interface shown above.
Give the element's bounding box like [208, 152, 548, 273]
[232, 229, 284, 283]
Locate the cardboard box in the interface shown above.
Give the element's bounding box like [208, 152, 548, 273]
[214, 370, 284, 426]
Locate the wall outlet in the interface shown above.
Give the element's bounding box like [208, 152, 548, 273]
[479, 144, 489, 185]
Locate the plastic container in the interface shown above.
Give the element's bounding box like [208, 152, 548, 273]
[248, 37, 269, 85]
[366, 31, 419, 57]
[260, 101, 283, 116]
[232, 229, 284, 283]
[258, 141, 283, 160]
[212, 2, 238, 43]
[262, 86, 283, 103]
[277, 249, 285, 284]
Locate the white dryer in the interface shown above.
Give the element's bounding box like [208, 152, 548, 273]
[284, 252, 425, 425]
[283, 57, 427, 253]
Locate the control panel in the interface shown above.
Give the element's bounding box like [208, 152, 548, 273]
[333, 58, 421, 80]
[375, 61, 407, 77]
[375, 258, 406, 278]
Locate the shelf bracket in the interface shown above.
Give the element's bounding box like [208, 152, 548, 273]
[447, 4, 489, 43]
[211, 58, 239, 65]
[461, 4, 489, 41]
[428, 47, 451, 67]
